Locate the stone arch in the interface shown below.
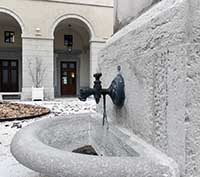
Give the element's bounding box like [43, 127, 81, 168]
[0, 7, 25, 34]
[52, 14, 95, 97]
[0, 7, 24, 94]
[51, 14, 95, 40]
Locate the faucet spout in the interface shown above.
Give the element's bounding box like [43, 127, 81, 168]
[79, 88, 94, 102]
[79, 70, 125, 128]
[78, 73, 103, 104]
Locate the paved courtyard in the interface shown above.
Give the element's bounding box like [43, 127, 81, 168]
[0, 98, 96, 177]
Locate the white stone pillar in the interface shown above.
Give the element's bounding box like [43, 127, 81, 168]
[21, 37, 54, 100]
[89, 39, 106, 87]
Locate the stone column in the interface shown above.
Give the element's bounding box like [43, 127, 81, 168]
[89, 39, 106, 87]
[21, 37, 54, 100]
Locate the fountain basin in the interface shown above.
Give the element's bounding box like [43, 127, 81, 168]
[11, 113, 179, 177]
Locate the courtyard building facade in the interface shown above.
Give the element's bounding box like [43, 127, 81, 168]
[0, 0, 113, 100]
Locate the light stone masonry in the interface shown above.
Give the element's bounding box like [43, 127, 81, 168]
[0, 0, 113, 99]
[22, 38, 54, 100]
[98, 0, 200, 176]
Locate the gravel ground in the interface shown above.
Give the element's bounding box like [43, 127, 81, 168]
[0, 98, 96, 177]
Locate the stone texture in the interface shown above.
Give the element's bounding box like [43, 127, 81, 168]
[184, 1, 200, 176]
[185, 44, 200, 176]
[89, 40, 107, 87]
[0, 98, 96, 177]
[98, 0, 200, 176]
[114, 0, 162, 32]
[11, 113, 179, 177]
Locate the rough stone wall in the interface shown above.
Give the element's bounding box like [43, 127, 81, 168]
[98, 0, 199, 176]
[185, 0, 200, 176]
[114, 0, 163, 32]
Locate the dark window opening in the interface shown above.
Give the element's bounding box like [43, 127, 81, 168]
[64, 35, 73, 47]
[4, 31, 15, 43]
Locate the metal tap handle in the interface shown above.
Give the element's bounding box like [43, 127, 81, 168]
[93, 73, 102, 81]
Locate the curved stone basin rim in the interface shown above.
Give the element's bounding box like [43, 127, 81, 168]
[11, 113, 180, 177]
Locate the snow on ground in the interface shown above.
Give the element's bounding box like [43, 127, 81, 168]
[0, 98, 96, 177]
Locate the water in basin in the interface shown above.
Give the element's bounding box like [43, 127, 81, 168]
[38, 116, 139, 157]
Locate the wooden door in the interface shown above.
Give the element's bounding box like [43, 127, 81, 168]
[0, 60, 18, 92]
[61, 62, 76, 96]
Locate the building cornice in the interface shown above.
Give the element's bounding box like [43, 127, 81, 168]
[21, 35, 54, 40]
[22, 35, 109, 43]
[30, 0, 113, 8]
[89, 37, 108, 43]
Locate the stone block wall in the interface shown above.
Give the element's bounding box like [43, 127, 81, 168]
[184, 0, 200, 176]
[114, 0, 163, 32]
[98, 0, 200, 176]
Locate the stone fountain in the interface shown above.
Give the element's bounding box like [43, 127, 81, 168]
[10, 0, 197, 176]
[11, 71, 179, 177]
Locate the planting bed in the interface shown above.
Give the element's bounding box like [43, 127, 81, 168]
[0, 102, 50, 121]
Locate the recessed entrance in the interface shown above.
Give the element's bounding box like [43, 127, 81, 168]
[0, 60, 18, 92]
[54, 17, 91, 98]
[0, 12, 22, 94]
[61, 61, 77, 96]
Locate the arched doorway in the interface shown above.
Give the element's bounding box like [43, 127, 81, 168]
[53, 17, 91, 97]
[0, 12, 22, 94]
